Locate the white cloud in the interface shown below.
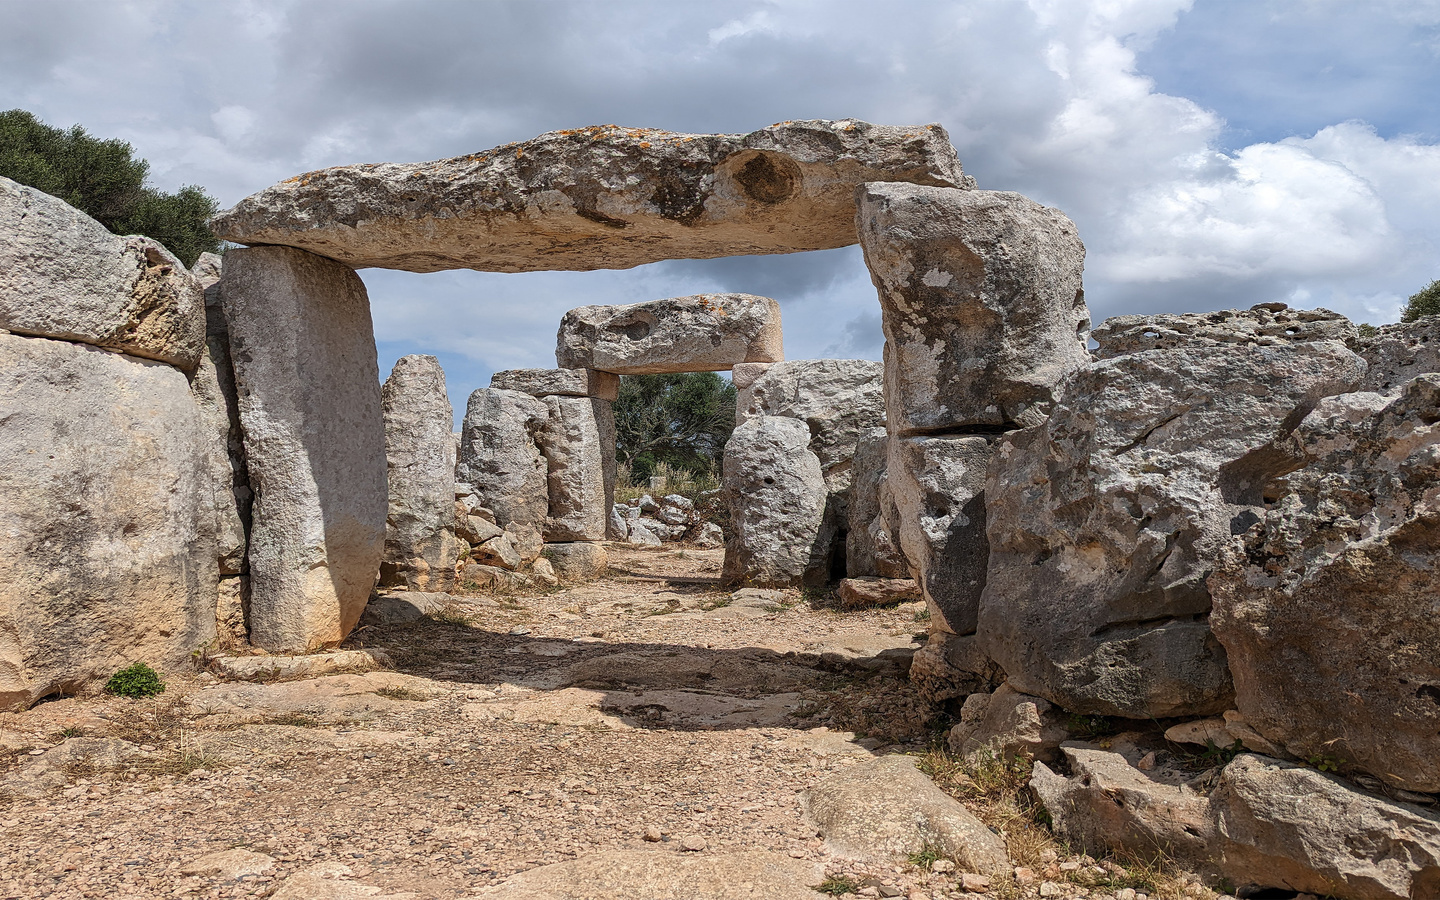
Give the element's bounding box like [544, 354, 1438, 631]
[3, 0, 1440, 373]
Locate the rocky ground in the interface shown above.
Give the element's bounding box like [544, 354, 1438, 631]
[0, 547, 1213, 900]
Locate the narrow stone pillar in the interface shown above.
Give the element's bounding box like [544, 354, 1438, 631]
[856, 184, 1089, 638]
[220, 247, 386, 652]
[381, 355, 462, 591]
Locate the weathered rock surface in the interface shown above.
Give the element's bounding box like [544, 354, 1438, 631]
[557, 294, 783, 374]
[542, 542, 609, 582]
[908, 631, 998, 705]
[180, 849, 277, 879]
[490, 366, 620, 401]
[1212, 754, 1440, 900]
[381, 355, 461, 592]
[1092, 303, 1354, 358]
[212, 119, 966, 273]
[0, 176, 206, 369]
[856, 184, 1090, 433]
[189, 252, 250, 578]
[215, 576, 249, 649]
[1210, 374, 1440, 792]
[722, 416, 827, 587]
[800, 754, 1009, 874]
[836, 577, 919, 609]
[693, 522, 724, 549]
[359, 591, 457, 626]
[735, 358, 884, 581]
[0, 332, 218, 710]
[979, 337, 1365, 718]
[1355, 316, 1440, 393]
[888, 435, 994, 635]
[456, 388, 549, 531]
[1031, 743, 1215, 864]
[221, 246, 387, 652]
[736, 358, 884, 487]
[948, 682, 1068, 763]
[484, 850, 826, 900]
[846, 427, 908, 579]
[538, 396, 615, 542]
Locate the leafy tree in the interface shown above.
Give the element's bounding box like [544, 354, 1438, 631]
[0, 109, 219, 266]
[613, 372, 737, 481]
[1401, 278, 1440, 323]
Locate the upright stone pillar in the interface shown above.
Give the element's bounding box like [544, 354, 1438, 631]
[220, 247, 387, 652]
[381, 355, 462, 592]
[856, 184, 1089, 638]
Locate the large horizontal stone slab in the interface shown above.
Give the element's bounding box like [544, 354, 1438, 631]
[211, 120, 967, 272]
[0, 176, 205, 370]
[0, 332, 217, 709]
[557, 294, 782, 374]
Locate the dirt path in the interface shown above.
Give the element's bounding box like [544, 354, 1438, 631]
[0, 547, 952, 899]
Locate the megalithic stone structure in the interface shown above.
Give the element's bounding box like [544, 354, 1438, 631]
[220, 246, 387, 652]
[381, 355, 462, 592]
[856, 184, 1090, 638]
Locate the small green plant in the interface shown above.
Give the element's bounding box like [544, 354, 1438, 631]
[1357, 322, 1378, 338]
[105, 662, 165, 698]
[906, 846, 943, 870]
[814, 874, 860, 896]
[1066, 713, 1115, 740]
[1200, 738, 1245, 767]
[1307, 751, 1345, 773]
[913, 605, 931, 622]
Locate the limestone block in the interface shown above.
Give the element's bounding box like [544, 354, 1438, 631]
[212, 119, 967, 273]
[1355, 316, 1440, 393]
[1212, 755, 1440, 900]
[800, 755, 1010, 873]
[1210, 375, 1440, 792]
[908, 631, 998, 705]
[847, 426, 907, 579]
[1093, 302, 1354, 359]
[0, 176, 206, 370]
[730, 361, 771, 390]
[538, 396, 615, 542]
[557, 293, 782, 374]
[1030, 744, 1214, 865]
[856, 184, 1091, 433]
[221, 246, 387, 652]
[541, 542, 609, 582]
[888, 435, 994, 636]
[979, 338, 1365, 718]
[381, 355, 462, 592]
[456, 388, 549, 531]
[947, 682, 1069, 763]
[215, 576, 250, 650]
[0, 333, 218, 709]
[722, 416, 827, 587]
[735, 359, 884, 486]
[836, 577, 920, 609]
[188, 253, 250, 576]
[490, 367, 619, 401]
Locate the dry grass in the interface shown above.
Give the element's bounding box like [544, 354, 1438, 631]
[919, 746, 1211, 900]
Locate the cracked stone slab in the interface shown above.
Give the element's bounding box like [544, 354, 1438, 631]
[211, 120, 966, 273]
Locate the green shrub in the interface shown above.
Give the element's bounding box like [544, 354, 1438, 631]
[105, 662, 166, 698]
[1401, 279, 1440, 322]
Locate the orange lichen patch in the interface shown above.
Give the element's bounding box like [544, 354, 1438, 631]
[638, 141, 651, 149]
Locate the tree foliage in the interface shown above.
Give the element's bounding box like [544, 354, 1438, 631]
[1402, 278, 1440, 323]
[0, 109, 219, 266]
[613, 372, 737, 481]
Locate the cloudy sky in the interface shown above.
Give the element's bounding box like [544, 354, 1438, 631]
[4, 0, 1439, 419]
